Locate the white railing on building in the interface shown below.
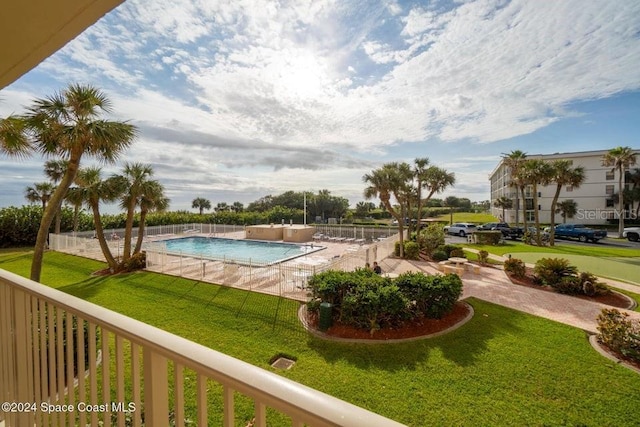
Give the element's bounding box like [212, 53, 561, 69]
[0, 268, 405, 427]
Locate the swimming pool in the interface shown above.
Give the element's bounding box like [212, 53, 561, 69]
[162, 236, 323, 265]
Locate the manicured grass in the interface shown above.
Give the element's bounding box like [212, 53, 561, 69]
[433, 212, 498, 224]
[2, 251, 640, 426]
[466, 241, 640, 258]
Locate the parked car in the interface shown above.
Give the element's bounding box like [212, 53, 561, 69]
[444, 223, 478, 237]
[477, 222, 510, 231]
[623, 227, 640, 242]
[553, 224, 607, 243]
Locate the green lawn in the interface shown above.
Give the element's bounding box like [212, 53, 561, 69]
[466, 241, 640, 258]
[2, 251, 640, 426]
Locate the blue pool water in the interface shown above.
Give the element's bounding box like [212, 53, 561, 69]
[162, 236, 322, 264]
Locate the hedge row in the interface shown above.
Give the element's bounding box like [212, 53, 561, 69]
[307, 269, 463, 335]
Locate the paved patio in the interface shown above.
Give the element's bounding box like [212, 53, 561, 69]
[383, 254, 640, 334]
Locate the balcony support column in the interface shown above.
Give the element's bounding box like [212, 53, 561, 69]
[143, 348, 168, 425]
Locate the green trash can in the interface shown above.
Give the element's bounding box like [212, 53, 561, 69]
[319, 302, 333, 331]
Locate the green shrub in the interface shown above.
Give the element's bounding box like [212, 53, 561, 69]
[578, 272, 608, 296]
[597, 308, 640, 363]
[478, 250, 489, 265]
[554, 275, 582, 294]
[394, 241, 401, 257]
[307, 269, 461, 334]
[449, 248, 465, 258]
[474, 231, 502, 245]
[417, 224, 445, 256]
[395, 272, 463, 319]
[440, 244, 459, 258]
[403, 241, 420, 260]
[121, 252, 146, 272]
[431, 250, 448, 262]
[504, 258, 526, 279]
[534, 258, 578, 288]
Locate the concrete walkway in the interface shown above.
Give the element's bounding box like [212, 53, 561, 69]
[383, 255, 640, 334]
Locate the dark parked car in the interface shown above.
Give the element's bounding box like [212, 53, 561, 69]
[553, 224, 607, 243]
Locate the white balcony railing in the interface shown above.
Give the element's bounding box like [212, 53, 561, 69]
[0, 268, 405, 427]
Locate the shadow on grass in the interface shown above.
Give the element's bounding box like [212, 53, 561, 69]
[305, 298, 524, 371]
[56, 275, 112, 299]
[0, 252, 33, 265]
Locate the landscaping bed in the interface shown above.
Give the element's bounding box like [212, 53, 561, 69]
[507, 266, 635, 309]
[305, 301, 471, 340]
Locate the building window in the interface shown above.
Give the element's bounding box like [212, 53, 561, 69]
[606, 199, 614, 208]
[525, 199, 534, 210]
[605, 185, 614, 196]
[526, 211, 535, 222]
[606, 170, 615, 180]
[566, 186, 573, 192]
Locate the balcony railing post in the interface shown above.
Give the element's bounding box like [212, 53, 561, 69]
[13, 288, 33, 426]
[143, 348, 169, 425]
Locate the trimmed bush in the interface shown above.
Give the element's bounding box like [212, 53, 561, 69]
[418, 224, 445, 256]
[395, 272, 463, 319]
[474, 231, 503, 245]
[534, 258, 578, 288]
[438, 244, 460, 258]
[449, 248, 465, 258]
[403, 241, 420, 260]
[394, 241, 401, 257]
[307, 269, 463, 334]
[431, 250, 448, 262]
[504, 258, 526, 279]
[477, 250, 489, 265]
[597, 308, 640, 363]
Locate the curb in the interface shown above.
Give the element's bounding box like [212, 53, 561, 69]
[589, 334, 640, 375]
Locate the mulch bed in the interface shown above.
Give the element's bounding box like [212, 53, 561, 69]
[507, 267, 634, 309]
[306, 302, 470, 340]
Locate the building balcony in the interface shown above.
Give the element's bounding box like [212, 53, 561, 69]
[0, 268, 404, 427]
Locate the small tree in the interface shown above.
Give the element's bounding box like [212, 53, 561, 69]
[493, 196, 512, 221]
[417, 223, 445, 257]
[555, 199, 578, 224]
[192, 197, 211, 215]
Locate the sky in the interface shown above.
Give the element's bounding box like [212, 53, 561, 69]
[1, 0, 640, 213]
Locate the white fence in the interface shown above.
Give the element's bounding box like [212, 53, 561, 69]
[0, 268, 405, 427]
[49, 225, 401, 301]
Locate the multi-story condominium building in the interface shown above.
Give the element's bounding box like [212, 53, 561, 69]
[489, 149, 640, 226]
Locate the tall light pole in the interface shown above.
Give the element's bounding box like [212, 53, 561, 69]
[303, 191, 307, 226]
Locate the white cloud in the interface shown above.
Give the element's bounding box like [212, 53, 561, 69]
[2, 0, 639, 210]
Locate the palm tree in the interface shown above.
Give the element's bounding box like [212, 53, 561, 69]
[602, 147, 638, 238]
[363, 162, 413, 258]
[419, 165, 456, 229]
[413, 158, 430, 229]
[74, 167, 121, 271]
[64, 186, 85, 233]
[192, 197, 211, 215]
[232, 201, 244, 213]
[548, 160, 585, 245]
[24, 84, 137, 282]
[0, 115, 30, 157]
[493, 196, 513, 222]
[117, 162, 155, 261]
[25, 182, 55, 210]
[502, 150, 527, 228]
[44, 159, 69, 233]
[215, 202, 230, 212]
[520, 159, 553, 245]
[555, 200, 578, 224]
[133, 181, 168, 255]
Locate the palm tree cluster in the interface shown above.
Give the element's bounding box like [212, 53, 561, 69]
[2, 84, 139, 281]
[502, 150, 586, 246]
[363, 158, 455, 257]
[602, 146, 637, 238]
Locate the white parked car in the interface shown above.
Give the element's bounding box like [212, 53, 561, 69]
[443, 223, 478, 237]
[623, 227, 640, 242]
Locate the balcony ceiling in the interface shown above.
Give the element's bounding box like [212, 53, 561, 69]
[0, 0, 124, 89]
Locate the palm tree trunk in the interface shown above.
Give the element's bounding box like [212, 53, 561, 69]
[548, 185, 562, 246]
[520, 186, 528, 231]
[382, 199, 404, 258]
[54, 211, 62, 234]
[91, 202, 118, 270]
[133, 210, 148, 255]
[618, 168, 625, 238]
[416, 184, 423, 232]
[123, 199, 136, 261]
[532, 184, 541, 245]
[31, 152, 81, 282]
[73, 205, 80, 233]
